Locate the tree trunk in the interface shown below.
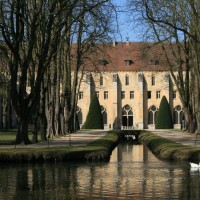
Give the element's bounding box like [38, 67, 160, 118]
[16, 118, 31, 144]
[185, 111, 196, 133]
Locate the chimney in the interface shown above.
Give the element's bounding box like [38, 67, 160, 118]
[126, 37, 129, 46]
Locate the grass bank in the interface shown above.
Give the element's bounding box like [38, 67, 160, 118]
[139, 131, 200, 162]
[0, 131, 119, 163]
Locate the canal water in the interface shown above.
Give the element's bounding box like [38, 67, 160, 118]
[0, 143, 199, 200]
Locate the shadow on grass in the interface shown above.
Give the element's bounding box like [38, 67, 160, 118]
[0, 130, 120, 163]
[0, 129, 17, 145]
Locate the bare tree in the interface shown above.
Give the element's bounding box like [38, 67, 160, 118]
[0, 51, 11, 129]
[43, 0, 114, 137]
[62, 0, 114, 133]
[0, 0, 65, 144]
[128, 0, 200, 133]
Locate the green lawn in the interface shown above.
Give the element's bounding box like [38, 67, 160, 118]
[0, 130, 17, 144]
[0, 130, 120, 162]
[0, 129, 44, 145]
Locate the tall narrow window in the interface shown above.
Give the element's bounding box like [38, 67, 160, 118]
[173, 91, 177, 99]
[76, 106, 83, 124]
[148, 91, 151, 99]
[156, 91, 160, 99]
[113, 74, 117, 82]
[95, 91, 99, 98]
[101, 106, 107, 125]
[152, 75, 155, 85]
[79, 91, 83, 99]
[121, 91, 125, 99]
[104, 91, 108, 99]
[125, 75, 129, 85]
[100, 75, 103, 86]
[130, 91, 134, 99]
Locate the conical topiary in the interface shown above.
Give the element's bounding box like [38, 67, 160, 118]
[155, 96, 173, 129]
[82, 94, 103, 129]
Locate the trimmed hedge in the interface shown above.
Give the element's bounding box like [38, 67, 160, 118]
[155, 96, 173, 129]
[139, 131, 200, 162]
[83, 94, 103, 129]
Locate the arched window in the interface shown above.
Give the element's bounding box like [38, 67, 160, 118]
[76, 106, 83, 124]
[174, 105, 184, 124]
[148, 105, 158, 124]
[122, 105, 133, 126]
[101, 106, 107, 125]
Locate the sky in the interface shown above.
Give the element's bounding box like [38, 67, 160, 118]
[112, 0, 143, 42]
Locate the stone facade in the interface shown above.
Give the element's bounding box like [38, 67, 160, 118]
[77, 42, 184, 130]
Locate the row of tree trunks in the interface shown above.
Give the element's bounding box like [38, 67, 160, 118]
[0, 0, 113, 144]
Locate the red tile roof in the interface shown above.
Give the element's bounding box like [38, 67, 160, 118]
[83, 42, 172, 72]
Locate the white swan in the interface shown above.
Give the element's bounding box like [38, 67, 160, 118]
[190, 162, 200, 168]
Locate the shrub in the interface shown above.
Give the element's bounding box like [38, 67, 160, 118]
[83, 94, 103, 129]
[155, 96, 173, 129]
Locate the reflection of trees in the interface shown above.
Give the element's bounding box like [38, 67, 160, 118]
[1, 151, 200, 199]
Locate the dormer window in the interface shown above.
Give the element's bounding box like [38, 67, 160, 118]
[124, 60, 133, 66]
[149, 59, 159, 65]
[99, 59, 108, 66]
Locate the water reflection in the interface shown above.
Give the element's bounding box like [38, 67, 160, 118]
[0, 144, 200, 199]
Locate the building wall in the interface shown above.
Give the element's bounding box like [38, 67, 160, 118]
[77, 70, 183, 130]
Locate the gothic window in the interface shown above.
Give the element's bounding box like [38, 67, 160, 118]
[174, 105, 184, 124]
[122, 105, 133, 126]
[148, 105, 158, 124]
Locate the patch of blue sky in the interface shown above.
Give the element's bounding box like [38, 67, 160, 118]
[112, 0, 144, 42]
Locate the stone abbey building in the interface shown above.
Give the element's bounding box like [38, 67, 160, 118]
[77, 42, 184, 130]
[0, 42, 184, 130]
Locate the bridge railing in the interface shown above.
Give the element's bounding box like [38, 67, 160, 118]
[121, 126, 134, 130]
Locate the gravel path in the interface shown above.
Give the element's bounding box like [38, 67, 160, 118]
[0, 130, 107, 149]
[151, 129, 200, 147]
[0, 129, 199, 149]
